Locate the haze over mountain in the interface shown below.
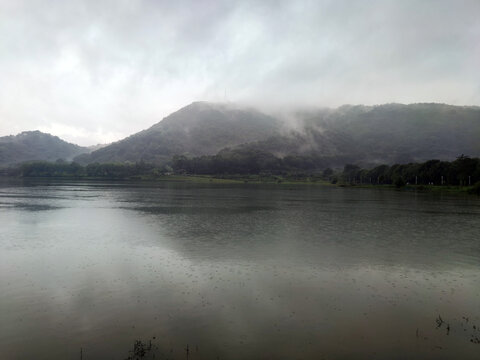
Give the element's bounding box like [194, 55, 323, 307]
[74, 102, 281, 165]
[74, 102, 480, 168]
[1, 102, 478, 169]
[257, 103, 480, 165]
[0, 131, 89, 166]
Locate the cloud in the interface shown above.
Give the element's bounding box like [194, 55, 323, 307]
[0, 0, 479, 145]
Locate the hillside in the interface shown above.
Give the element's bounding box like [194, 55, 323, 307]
[75, 102, 281, 164]
[72, 102, 480, 168]
[307, 103, 480, 164]
[0, 131, 88, 166]
[231, 103, 480, 167]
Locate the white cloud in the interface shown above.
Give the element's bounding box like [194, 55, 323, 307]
[0, 0, 479, 145]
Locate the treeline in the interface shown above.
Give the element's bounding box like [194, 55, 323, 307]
[171, 148, 346, 175]
[12, 160, 162, 179]
[341, 155, 480, 187]
[3, 155, 480, 194]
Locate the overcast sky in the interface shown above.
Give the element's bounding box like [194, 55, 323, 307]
[1, 0, 479, 146]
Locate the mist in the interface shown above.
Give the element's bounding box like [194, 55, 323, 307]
[1, 0, 479, 146]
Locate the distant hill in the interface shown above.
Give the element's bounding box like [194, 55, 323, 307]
[4, 103, 477, 169]
[239, 103, 480, 166]
[0, 131, 88, 166]
[75, 102, 281, 164]
[76, 102, 480, 167]
[304, 103, 480, 165]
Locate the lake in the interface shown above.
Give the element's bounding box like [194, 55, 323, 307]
[0, 179, 479, 359]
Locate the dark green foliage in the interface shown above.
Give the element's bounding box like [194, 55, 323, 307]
[6, 156, 480, 193]
[342, 164, 362, 183]
[468, 181, 480, 195]
[18, 161, 157, 179]
[341, 156, 480, 186]
[322, 168, 333, 178]
[20, 161, 85, 177]
[85, 161, 155, 178]
[394, 177, 406, 188]
[171, 148, 341, 175]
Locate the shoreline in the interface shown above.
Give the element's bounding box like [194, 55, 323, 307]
[1, 174, 477, 195]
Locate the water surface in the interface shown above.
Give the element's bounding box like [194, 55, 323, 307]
[1, 179, 479, 359]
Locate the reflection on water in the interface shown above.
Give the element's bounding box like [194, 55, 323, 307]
[1, 179, 479, 359]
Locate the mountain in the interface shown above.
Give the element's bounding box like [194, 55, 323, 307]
[75, 102, 281, 164]
[77, 102, 480, 167]
[304, 103, 480, 165]
[4, 103, 477, 170]
[240, 103, 480, 166]
[0, 131, 88, 166]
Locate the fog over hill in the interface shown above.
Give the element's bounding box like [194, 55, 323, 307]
[75, 102, 480, 167]
[1, 102, 479, 169]
[74, 102, 281, 165]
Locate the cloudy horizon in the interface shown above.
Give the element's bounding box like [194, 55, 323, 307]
[1, 0, 479, 146]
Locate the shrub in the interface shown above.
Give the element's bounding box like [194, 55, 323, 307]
[468, 181, 480, 195]
[394, 177, 406, 188]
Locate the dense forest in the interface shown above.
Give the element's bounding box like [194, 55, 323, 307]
[2, 153, 479, 194]
[340, 155, 480, 187]
[170, 148, 351, 175]
[1, 160, 158, 179]
[172, 151, 480, 189]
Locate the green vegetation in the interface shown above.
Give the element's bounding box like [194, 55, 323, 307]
[468, 181, 480, 195]
[3, 155, 479, 195]
[0, 131, 87, 166]
[74, 102, 281, 165]
[2, 159, 329, 185]
[312, 103, 480, 165]
[10, 160, 159, 179]
[74, 102, 480, 168]
[171, 148, 342, 175]
[340, 155, 480, 187]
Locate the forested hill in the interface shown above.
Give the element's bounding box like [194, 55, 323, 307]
[0, 131, 88, 166]
[74, 102, 281, 165]
[302, 103, 480, 164]
[75, 102, 480, 167]
[2, 103, 479, 168]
